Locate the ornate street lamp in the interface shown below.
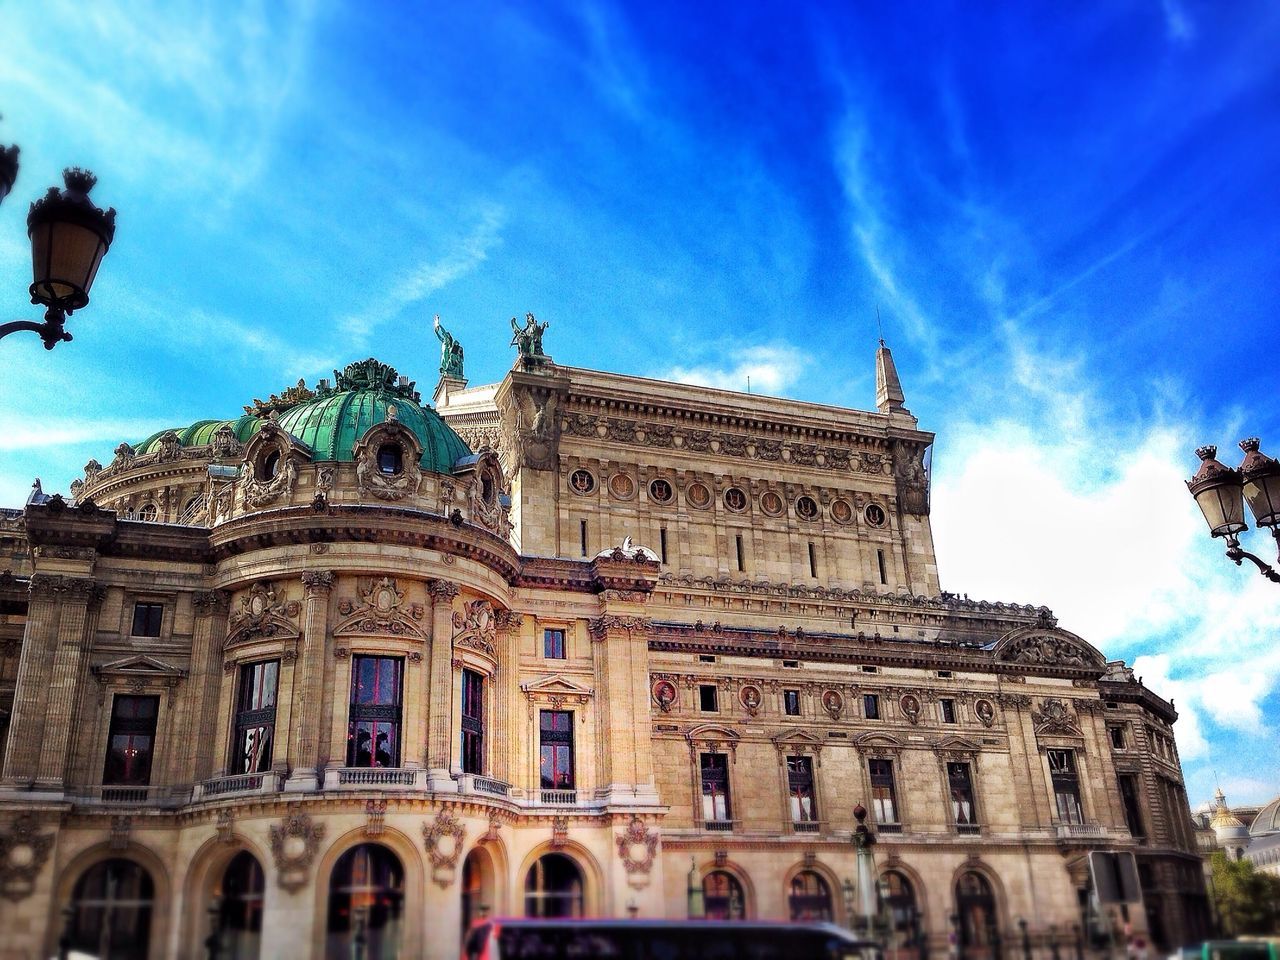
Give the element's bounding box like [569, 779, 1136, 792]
[0, 130, 117, 350]
[1187, 440, 1280, 583]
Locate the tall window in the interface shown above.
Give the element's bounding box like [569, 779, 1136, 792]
[883, 871, 921, 949]
[525, 853, 584, 918]
[703, 871, 745, 920]
[539, 710, 574, 790]
[948, 761, 977, 826]
[543, 628, 566, 659]
[131, 602, 163, 638]
[941, 698, 957, 724]
[68, 859, 154, 960]
[1118, 774, 1146, 839]
[700, 753, 732, 824]
[869, 758, 898, 825]
[789, 870, 833, 922]
[1109, 725, 1127, 750]
[699, 685, 719, 712]
[216, 851, 264, 960]
[346, 656, 403, 768]
[787, 756, 817, 823]
[233, 660, 279, 774]
[783, 689, 801, 716]
[326, 844, 404, 960]
[863, 693, 880, 720]
[461, 669, 484, 775]
[1048, 749, 1084, 824]
[103, 695, 158, 786]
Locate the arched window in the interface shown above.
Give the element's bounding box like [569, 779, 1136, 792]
[326, 844, 404, 960]
[703, 870, 745, 920]
[884, 870, 924, 957]
[956, 871, 998, 960]
[67, 858, 154, 960]
[524, 853, 584, 918]
[377, 443, 403, 476]
[216, 851, 264, 960]
[259, 451, 280, 482]
[788, 870, 832, 921]
[461, 848, 496, 937]
[136, 503, 158, 521]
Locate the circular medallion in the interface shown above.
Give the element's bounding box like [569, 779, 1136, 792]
[831, 498, 854, 524]
[795, 495, 820, 521]
[569, 469, 595, 495]
[724, 487, 748, 512]
[760, 490, 785, 517]
[739, 684, 762, 713]
[648, 478, 674, 505]
[975, 699, 995, 727]
[652, 679, 678, 711]
[608, 473, 637, 500]
[822, 689, 844, 718]
[686, 482, 712, 509]
[864, 503, 887, 527]
[899, 694, 921, 722]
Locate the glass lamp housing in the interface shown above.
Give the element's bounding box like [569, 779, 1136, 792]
[1238, 438, 1280, 529]
[27, 167, 116, 313]
[1186, 445, 1246, 537]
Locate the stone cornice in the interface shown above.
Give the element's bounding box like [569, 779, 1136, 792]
[1098, 679, 1177, 724]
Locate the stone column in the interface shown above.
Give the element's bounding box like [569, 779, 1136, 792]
[2, 578, 62, 786]
[492, 610, 522, 785]
[286, 571, 334, 792]
[587, 612, 659, 805]
[186, 589, 231, 783]
[425, 579, 459, 791]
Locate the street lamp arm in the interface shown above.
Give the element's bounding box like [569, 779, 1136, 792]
[0, 307, 71, 350]
[1224, 534, 1280, 583]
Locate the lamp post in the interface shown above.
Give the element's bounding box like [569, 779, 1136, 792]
[1018, 917, 1031, 960]
[851, 803, 879, 940]
[0, 127, 117, 350]
[686, 856, 705, 919]
[204, 896, 222, 960]
[1187, 440, 1280, 583]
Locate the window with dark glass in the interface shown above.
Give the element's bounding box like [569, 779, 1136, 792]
[326, 844, 404, 960]
[103, 695, 158, 786]
[787, 755, 817, 822]
[1118, 774, 1146, 839]
[783, 689, 800, 716]
[131, 602, 163, 638]
[543, 628, 566, 659]
[948, 761, 977, 826]
[233, 660, 279, 774]
[346, 656, 403, 768]
[863, 693, 880, 720]
[377, 443, 403, 475]
[68, 859, 154, 960]
[1109, 725, 1126, 750]
[461, 669, 484, 775]
[539, 710, 574, 790]
[789, 870, 833, 922]
[700, 752, 732, 823]
[699, 684, 718, 712]
[703, 870, 745, 920]
[216, 850, 264, 960]
[869, 758, 898, 824]
[1048, 748, 1084, 824]
[524, 853, 584, 918]
[941, 698, 957, 724]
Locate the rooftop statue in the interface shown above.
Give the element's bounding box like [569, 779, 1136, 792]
[510, 311, 548, 359]
[433, 314, 465, 379]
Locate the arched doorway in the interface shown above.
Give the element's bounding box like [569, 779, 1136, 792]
[883, 870, 924, 959]
[524, 853, 584, 918]
[703, 870, 746, 920]
[67, 858, 155, 960]
[956, 871, 1000, 960]
[461, 848, 498, 935]
[215, 850, 264, 959]
[326, 844, 404, 960]
[788, 870, 833, 921]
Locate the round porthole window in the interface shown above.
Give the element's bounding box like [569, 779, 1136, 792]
[648, 478, 674, 504]
[864, 503, 886, 527]
[569, 469, 595, 495]
[724, 487, 748, 512]
[795, 495, 819, 521]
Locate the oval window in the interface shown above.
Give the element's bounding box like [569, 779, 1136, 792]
[259, 451, 280, 481]
[569, 469, 595, 495]
[724, 487, 748, 512]
[649, 478, 673, 504]
[378, 443, 403, 476]
[864, 503, 887, 527]
[795, 496, 819, 520]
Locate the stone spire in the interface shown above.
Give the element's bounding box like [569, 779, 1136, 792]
[875, 340, 909, 415]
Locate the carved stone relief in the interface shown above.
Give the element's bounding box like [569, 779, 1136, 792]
[423, 810, 466, 888]
[270, 812, 325, 893]
[616, 818, 659, 887]
[0, 815, 54, 902]
[452, 598, 497, 657]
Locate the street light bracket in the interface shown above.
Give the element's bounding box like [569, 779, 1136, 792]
[0, 307, 72, 349]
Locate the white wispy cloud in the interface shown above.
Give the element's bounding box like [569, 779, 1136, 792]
[659, 343, 811, 396]
[1161, 0, 1197, 45]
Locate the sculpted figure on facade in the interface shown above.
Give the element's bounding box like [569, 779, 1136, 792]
[434, 314, 465, 378]
[510, 311, 548, 359]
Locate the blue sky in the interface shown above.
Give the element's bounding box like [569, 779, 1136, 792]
[1, 1, 1277, 807]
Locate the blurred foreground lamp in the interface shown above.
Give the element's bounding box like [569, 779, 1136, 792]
[1187, 440, 1280, 583]
[0, 142, 17, 205]
[1, 165, 116, 350]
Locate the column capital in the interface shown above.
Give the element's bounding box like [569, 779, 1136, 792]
[427, 579, 460, 602]
[301, 570, 336, 597]
[28, 574, 99, 602]
[587, 615, 652, 642]
[192, 589, 231, 617]
[494, 609, 523, 630]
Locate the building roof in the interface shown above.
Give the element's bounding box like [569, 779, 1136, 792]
[1250, 796, 1280, 837]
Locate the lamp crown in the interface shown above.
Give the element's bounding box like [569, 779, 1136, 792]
[1196, 445, 1218, 461]
[1239, 437, 1260, 454]
[62, 167, 97, 194]
[853, 802, 868, 823]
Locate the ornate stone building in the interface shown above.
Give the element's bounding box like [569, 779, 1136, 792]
[0, 328, 1208, 959]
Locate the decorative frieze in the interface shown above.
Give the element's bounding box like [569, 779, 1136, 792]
[586, 615, 651, 641]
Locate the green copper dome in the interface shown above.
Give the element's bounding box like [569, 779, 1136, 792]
[132, 359, 471, 473]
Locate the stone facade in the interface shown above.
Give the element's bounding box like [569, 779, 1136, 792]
[0, 346, 1208, 959]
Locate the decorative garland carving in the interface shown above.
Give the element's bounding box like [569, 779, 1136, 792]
[452, 598, 497, 657]
[586, 616, 652, 641]
[270, 812, 325, 892]
[1001, 632, 1102, 668]
[423, 810, 466, 887]
[241, 424, 300, 508]
[1032, 698, 1080, 737]
[0, 815, 54, 902]
[353, 419, 424, 502]
[227, 581, 300, 646]
[335, 577, 425, 639]
[616, 818, 659, 886]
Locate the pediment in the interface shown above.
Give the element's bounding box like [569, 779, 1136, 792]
[94, 654, 186, 680]
[854, 731, 906, 753]
[772, 729, 824, 748]
[333, 578, 427, 641]
[685, 722, 741, 743]
[934, 735, 983, 755]
[993, 626, 1105, 670]
[521, 675, 595, 699]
